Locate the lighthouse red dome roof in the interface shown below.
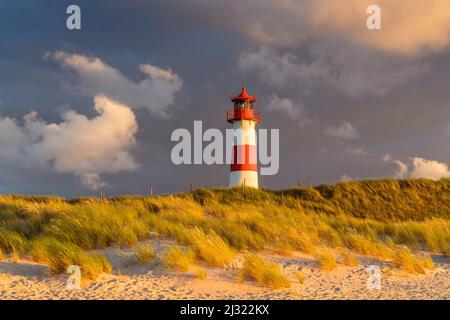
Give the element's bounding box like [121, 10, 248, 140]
[231, 86, 256, 103]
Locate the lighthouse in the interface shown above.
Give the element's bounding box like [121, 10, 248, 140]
[227, 86, 261, 188]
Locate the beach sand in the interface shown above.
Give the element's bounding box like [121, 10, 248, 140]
[0, 242, 448, 300]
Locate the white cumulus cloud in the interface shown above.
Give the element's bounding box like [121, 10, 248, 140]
[0, 116, 27, 160]
[47, 51, 183, 117]
[409, 157, 450, 180]
[382, 154, 409, 179]
[383, 154, 450, 180]
[0, 95, 139, 190]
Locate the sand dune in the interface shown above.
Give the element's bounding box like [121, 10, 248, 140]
[0, 244, 448, 300]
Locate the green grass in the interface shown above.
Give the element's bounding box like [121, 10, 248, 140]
[0, 229, 28, 255]
[0, 178, 448, 278]
[240, 253, 290, 289]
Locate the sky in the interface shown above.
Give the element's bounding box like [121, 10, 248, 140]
[0, 0, 449, 196]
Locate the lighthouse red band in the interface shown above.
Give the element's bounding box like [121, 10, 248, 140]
[227, 86, 260, 188]
[231, 145, 257, 172]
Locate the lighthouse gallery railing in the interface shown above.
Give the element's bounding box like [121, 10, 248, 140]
[227, 108, 260, 123]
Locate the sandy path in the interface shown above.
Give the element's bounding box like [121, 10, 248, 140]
[0, 246, 448, 300]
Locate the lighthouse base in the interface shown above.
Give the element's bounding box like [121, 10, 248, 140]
[229, 171, 258, 189]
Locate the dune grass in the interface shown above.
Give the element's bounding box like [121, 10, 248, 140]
[188, 228, 236, 267]
[273, 242, 294, 256]
[161, 246, 195, 272]
[339, 249, 359, 266]
[240, 253, 290, 289]
[30, 237, 111, 280]
[315, 249, 338, 271]
[135, 245, 156, 264]
[393, 247, 434, 274]
[0, 229, 28, 256]
[0, 178, 448, 279]
[195, 267, 207, 279]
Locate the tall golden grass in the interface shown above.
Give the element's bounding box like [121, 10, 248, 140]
[30, 237, 111, 280]
[393, 247, 434, 274]
[0, 178, 447, 280]
[315, 249, 338, 271]
[187, 228, 236, 267]
[161, 246, 195, 271]
[135, 245, 156, 264]
[240, 253, 290, 289]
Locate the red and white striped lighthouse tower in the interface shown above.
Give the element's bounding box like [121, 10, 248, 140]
[227, 86, 261, 188]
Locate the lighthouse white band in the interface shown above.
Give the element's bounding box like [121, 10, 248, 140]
[229, 171, 259, 188]
[231, 121, 257, 146]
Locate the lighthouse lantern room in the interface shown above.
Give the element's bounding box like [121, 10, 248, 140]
[227, 86, 260, 188]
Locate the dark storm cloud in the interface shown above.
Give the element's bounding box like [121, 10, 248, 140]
[0, 0, 449, 196]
